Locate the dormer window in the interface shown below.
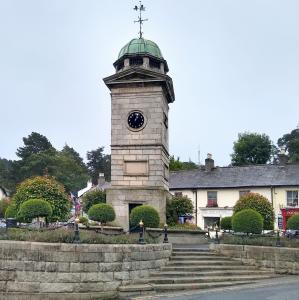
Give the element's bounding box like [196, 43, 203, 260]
[130, 57, 143, 66]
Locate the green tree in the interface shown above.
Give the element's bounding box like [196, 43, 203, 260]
[87, 147, 111, 184]
[232, 209, 263, 234]
[166, 195, 194, 225]
[130, 205, 160, 228]
[233, 193, 274, 230]
[231, 132, 275, 166]
[0, 158, 15, 192]
[82, 189, 106, 213]
[278, 127, 299, 162]
[16, 132, 54, 160]
[13, 176, 71, 221]
[169, 156, 198, 171]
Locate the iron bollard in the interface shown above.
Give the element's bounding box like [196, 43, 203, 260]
[163, 223, 168, 243]
[73, 217, 81, 244]
[276, 230, 281, 247]
[138, 220, 145, 244]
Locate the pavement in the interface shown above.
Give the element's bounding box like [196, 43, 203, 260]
[131, 276, 299, 300]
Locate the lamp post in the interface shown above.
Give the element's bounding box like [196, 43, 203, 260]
[73, 217, 81, 244]
[138, 220, 145, 244]
[163, 223, 168, 243]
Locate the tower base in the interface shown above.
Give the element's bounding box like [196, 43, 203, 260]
[106, 187, 169, 231]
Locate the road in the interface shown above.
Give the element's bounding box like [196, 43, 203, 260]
[132, 276, 299, 300]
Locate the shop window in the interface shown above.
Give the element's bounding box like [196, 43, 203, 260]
[207, 191, 218, 207]
[287, 191, 298, 207]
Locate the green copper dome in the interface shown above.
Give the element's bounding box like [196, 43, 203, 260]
[118, 38, 163, 60]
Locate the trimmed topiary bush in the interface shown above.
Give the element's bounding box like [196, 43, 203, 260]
[234, 193, 274, 230]
[88, 203, 115, 225]
[5, 204, 18, 219]
[286, 214, 299, 230]
[166, 195, 194, 225]
[18, 199, 52, 223]
[232, 209, 263, 234]
[82, 189, 106, 213]
[220, 216, 232, 231]
[130, 205, 160, 228]
[13, 176, 71, 222]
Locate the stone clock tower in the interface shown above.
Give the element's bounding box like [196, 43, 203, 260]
[103, 38, 175, 230]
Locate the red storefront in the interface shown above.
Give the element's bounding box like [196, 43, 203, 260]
[280, 208, 299, 230]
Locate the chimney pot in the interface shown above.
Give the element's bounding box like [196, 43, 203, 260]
[205, 153, 215, 171]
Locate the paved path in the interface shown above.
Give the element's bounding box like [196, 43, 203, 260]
[132, 276, 299, 300]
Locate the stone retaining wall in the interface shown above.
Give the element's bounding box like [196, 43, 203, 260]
[210, 243, 299, 274]
[0, 241, 171, 299]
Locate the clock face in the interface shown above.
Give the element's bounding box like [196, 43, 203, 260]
[128, 111, 145, 129]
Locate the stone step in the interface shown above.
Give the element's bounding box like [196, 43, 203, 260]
[168, 260, 242, 266]
[162, 265, 257, 272]
[118, 284, 155, 299]
[170, 255, 232, 261]
[150, 269, 274, 277]
[135, 274, 277, 285]
[152, 280, 256, 292]
[172, 248, 214, 253]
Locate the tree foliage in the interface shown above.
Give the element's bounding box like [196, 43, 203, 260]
[233, 193, 274, 230]
[278, 127, 299, 162]
[231, 132, 275, 166]
[87, 203, 115, 224]
[18, 199, 53, 222]
[166, 195, 194, 225]
[232, 209, 263, 234]
[286, 214, 299, 230]
[130, 205, 160, 228]
[13, 176, 71, 221]
[169, 156, 198, 171]
[220, 216, 232, 231]
[0, 198, 11, 218]
[86, 147, 111, 184]
[82, 189, 106, 213]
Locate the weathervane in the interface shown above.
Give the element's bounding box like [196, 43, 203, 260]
[134, 1, 148, 39]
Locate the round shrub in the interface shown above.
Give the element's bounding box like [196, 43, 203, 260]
[286, 214, 299, 230]
[234, 193, 274, 230]
[5, 204, 18, 219]
[220, 216, 232, 231]
[166, 195, 194, 225]
[13, 176, 71, 222]
[88, 203, 115, 224]
[130, 205, 160, 228]
[18, 199, 52, 222]
[82, 189, 106, 212]
[232, 209, 263, 234]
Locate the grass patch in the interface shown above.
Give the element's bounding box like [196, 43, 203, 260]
[168, 223, 202, 231]
[0, 228, 159, 244]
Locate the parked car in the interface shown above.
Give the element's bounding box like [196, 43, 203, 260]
[285, 229, 299, 238]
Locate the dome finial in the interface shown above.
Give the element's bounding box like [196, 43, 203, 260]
[133, 1, 148, 39]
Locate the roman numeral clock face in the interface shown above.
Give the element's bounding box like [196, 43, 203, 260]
[127, 111, 145, 130]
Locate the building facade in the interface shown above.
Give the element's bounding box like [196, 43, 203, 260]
[170, 155, 299, 230]
[103, 38, 175, 230]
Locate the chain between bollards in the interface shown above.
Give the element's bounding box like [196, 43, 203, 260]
[163, 223, 168, 243]
[138, 220, 145, 244]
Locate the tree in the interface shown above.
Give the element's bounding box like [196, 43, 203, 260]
[278, 127, 299, 162]
[231, 132, 275, 166]
[169, 156, 198, 171]
[13, 176, 71, 221]
[87, 203, 116, 227]
[87, 147, 111, 184]
[233, 193, 274, 230]
[16, 132, 54, 160]
[232, 209, 263, 234]
[166, 195, 194, 225]
[18, 199, 52, 223]
[61, 144, 86, 168]
[130, 205, 160, 228]
[82, 189, 106, 212]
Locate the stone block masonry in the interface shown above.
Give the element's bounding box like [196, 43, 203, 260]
[210, 243, 299, 275]
[0, 241, 172, 299]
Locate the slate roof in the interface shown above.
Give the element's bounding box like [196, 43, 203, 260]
[169, 164, 299, 190]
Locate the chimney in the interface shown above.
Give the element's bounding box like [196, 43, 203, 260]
[98, 173, 106, 186]
[205, 153, 214, 171]
[278, 147, 288, 165]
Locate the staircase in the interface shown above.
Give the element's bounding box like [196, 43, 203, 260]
[119, 246, 278, 298]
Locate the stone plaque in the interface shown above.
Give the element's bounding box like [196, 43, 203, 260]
[124, 160, 148, 176]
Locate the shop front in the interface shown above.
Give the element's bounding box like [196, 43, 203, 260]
[280, 208, 299, 230]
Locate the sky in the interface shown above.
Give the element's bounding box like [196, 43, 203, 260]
[0, 0, 298, 167]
